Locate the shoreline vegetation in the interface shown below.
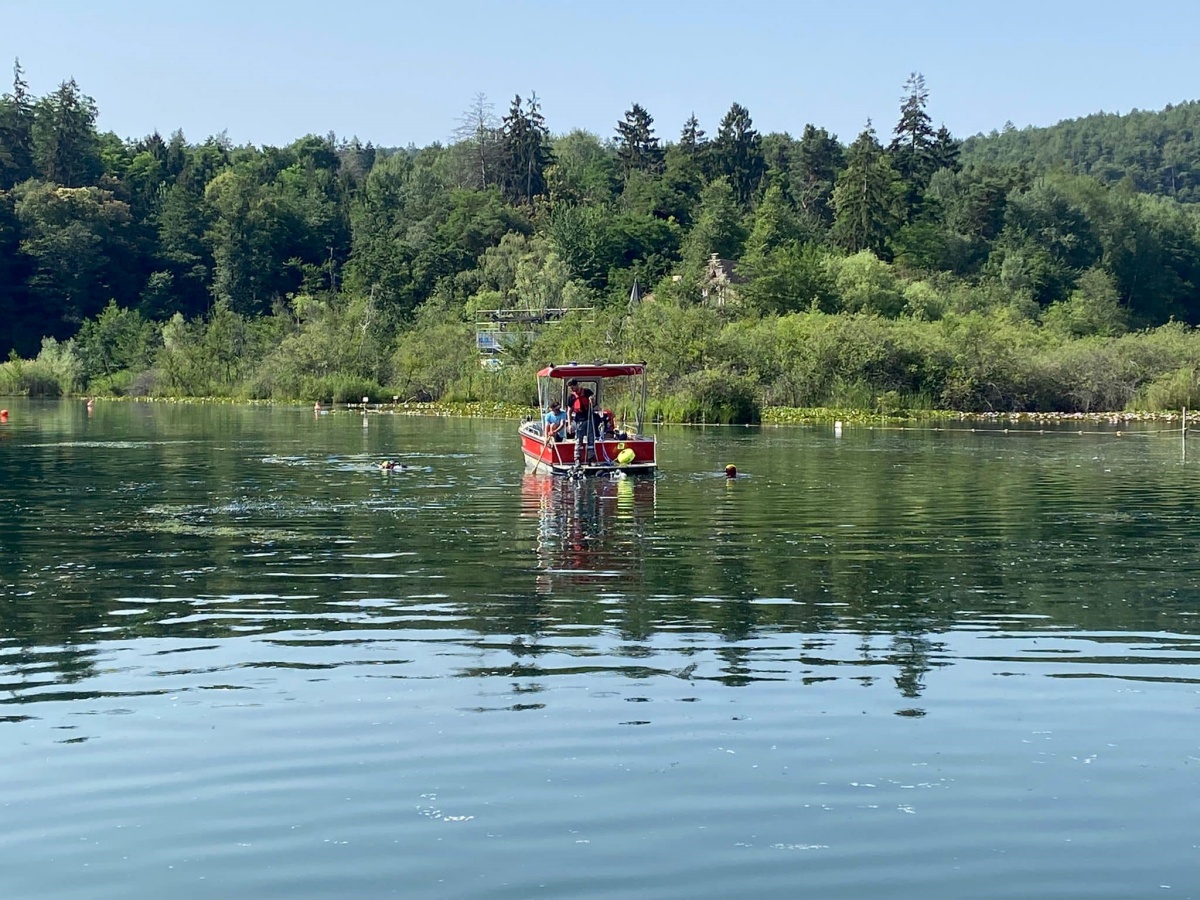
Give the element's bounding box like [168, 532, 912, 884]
[8, 393, 1189, 428]
[5, 68, 1200, 422]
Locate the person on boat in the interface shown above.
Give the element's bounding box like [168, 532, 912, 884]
[543, 400, 568, 441]
[567, 380, 595, 463]
[597, 408, 617, 439]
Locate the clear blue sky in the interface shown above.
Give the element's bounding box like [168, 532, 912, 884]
[4, 0, 1198, 149]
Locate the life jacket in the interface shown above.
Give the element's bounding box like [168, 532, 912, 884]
[569, 390, 591, 417]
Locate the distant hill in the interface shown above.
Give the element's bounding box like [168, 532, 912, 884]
[960, 101, 1200, 202]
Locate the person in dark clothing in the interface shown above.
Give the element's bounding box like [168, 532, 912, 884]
[567, 380, 595, 464]
[597, 408, 616, 439]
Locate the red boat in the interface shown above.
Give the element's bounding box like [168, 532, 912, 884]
[519, 363, 657, 475]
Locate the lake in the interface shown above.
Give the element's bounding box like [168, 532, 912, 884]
[1, 399, 1198, 899]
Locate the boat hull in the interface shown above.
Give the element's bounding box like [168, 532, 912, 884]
[519, 425, 656, 475]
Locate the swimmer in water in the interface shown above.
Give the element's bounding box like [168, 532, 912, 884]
[379, 460, 407, 471]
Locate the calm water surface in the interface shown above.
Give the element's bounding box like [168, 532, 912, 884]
[1, 400, 1199, 899]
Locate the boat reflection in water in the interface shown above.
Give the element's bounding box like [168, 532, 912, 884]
[520, 473, 656, 594]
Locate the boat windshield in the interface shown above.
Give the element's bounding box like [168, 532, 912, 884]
[537, 365, 647, 435]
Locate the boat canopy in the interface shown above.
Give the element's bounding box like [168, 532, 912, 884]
[537, 363, 645, 379]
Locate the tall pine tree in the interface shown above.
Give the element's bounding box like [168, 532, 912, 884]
[32, 78, 102, 187]
[711, 102, 765, 206]
[679, 113, 706, 157]
[793, 124, 844, 228]
[889, 72, 936, 184]
[615, 103, 663, 178]
[832, 122, 901, 256]
[498, 93, 553, 208]
[0, 59, 35, 189]
[930, 124, 962, 173]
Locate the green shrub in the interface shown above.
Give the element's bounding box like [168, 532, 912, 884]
[875, 389, 905, 415]
[302, 376, 386, 405]
[88, 370, 137, 396]
[0, 357, 18, 395]
[1135, 366, 1200, 411]
[674, 370, 761, 424]
[828, 251, 905, 317]
[0, 339, 83, 397]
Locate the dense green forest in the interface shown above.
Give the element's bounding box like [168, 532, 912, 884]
[4, 62, 1200, 418]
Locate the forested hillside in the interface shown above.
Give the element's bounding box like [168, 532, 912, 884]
[961, 101, 1200, 201]
[4, 63, 1200, 417]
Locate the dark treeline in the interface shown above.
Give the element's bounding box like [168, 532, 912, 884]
[4, 63, 1200, 416]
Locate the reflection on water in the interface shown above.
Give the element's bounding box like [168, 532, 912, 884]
[521, 473, 656, 593]
[3, 401, 1200, 899]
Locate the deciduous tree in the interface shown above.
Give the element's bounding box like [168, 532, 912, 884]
[14, 182, 136, 333]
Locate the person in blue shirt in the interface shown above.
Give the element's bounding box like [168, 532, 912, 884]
[543, 400, 568, 441]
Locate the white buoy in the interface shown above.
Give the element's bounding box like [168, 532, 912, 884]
[834, 420, 843, 438]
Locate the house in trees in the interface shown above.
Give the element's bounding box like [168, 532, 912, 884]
[700, 253, 745, 307]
